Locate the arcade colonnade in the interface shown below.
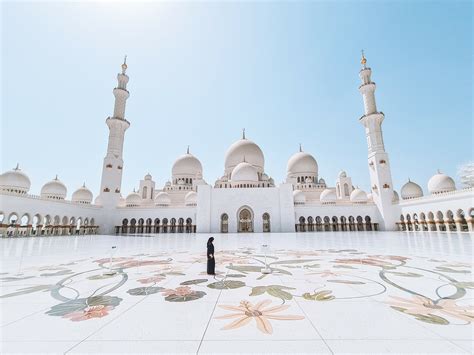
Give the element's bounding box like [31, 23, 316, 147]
[0, 211, 98, 237]
[397, 208, 473, 232]
[295, 215, 378, 232]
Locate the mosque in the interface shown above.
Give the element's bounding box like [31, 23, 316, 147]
[1, 54, 472, 236]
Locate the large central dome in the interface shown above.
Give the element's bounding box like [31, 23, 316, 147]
[224, 137, 264, 175]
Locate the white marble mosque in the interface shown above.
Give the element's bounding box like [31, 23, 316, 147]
[0, 53, 472, 237]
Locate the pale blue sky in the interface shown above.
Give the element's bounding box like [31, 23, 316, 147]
[1, 1, 472, 197]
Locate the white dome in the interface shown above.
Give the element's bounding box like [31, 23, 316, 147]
[231, 162, 258, 182]
[428, 172, 456, 194]
[125, 191, 141, 207]
[293, 190, 306, 204]
[144, 173, 152, 181]
[224, 137, 264, 174]
[320, 189, 336, 202]
[41, 176, 67, 200]
[72, 184, 93, 204]
[172, 153, 203, 178]
[401, 180, 423, 200]
[155, 191, 171, 206]
[319, 178, 326, 185]
[287, 151, 318, 177]
[0, 165, 31, 194]
[185, 191, 197, 206]
[338, 170, 347, 178]
[392, 191, 399, 203]
[350, 188, 368, 203]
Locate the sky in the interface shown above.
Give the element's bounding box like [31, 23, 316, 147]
[1, 0, 472, 198]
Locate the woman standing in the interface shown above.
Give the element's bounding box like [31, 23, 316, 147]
[207, 237, 215, 275]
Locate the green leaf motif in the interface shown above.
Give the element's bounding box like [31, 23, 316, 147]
[226, 274, 246, 278]
[385, 271, 423, 278]
[0, 285, 56, 299]
[435, 266, 470, 274]
[46, 296, 122, 317]
[226, 265, 263, 274]
[333, 265, 357, 269]
[302, 290, 335, 301]
[413, 313, 450, 325]
[164, 291, 206, 302]
[87, 274, 117, 280]
[249, 286, 267, 296]
[127, 287, 164, 296]
[249, 285, 295, 300]
[327, 280, 365, 285]
[207, 280, 245, 290]
[267, 287, 293, 300]
[180, 279, 208, 285]
[40, 270, 74, 277]
[452, 281, 474, 289]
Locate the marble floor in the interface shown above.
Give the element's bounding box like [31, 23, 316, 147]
[0, 232, 472, 354]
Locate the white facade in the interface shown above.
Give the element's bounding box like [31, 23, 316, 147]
[1, 54, 473, 237]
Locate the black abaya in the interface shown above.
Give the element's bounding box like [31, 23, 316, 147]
[207, 242, 215, 275]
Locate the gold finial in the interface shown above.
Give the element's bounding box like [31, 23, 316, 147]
[54, 174, 58, 180]
[361, 50, 367, 67]
[299, 143, 302, 152]
[82, 182, 86, 188]
[242, 128, 246, 139]
[121, 55, 128, 74]
[14, 163, 19, 170]
[186, 145, 190, 154]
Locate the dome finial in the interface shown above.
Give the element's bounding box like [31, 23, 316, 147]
[121, 55, 128, 74]
[54, 174, 58, 180]
[14, 163, 19, 170]
[242, 128, 246, 139]
[361, 49, 367, 68]
[187, 145, 190, 154]
[437, 169, 442, 174]
[83, 182, 86, 188]
[299, 143, 302, 152]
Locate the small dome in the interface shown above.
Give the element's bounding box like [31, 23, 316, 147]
[0, 164, 31, 194]
[185, 191, 197, 206]
[287, 151, 318, 177]
[350, 188, 368, 203]
[305, 177, 313, 184]
[319, 178, 326, 185]
[144, 173, 152, 181]
[320, 189, 336, 203]
[165, 181, 171, 187]
[338, 170, 347, 178]
[392, 191, 399, 203]
[125, 190, 141, 207]
[428, 171, 456, 194]
[231, 161, 258, 182]
[72, 183, 93, 204]
[401, 180, 423, 200]
[172, 152, 203, 178]
[155, 191, 171, 206]
[41, 176, 67, 200]
[224, 137, 264, 175]
[293, 190, 306, 204]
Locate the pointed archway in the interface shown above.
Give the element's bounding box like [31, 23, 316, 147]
[237, 206, 254, 233]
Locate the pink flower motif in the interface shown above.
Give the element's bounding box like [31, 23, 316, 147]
[162, 286, 194, 297]
[308, 269, 344, 278]
[137, 275, 165, 284]
[334, 257, 393, 268]
[63, 305, 113, 321]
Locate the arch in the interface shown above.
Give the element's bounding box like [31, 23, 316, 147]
[323, 216, 330, 232]
[170, 218, 177, 233]
[142, 186, 148, 199]
[307, 216, 314, 231]
[221, 213, 229, 233]
[445, 210, 455, 231]
[162, 218, 169, 233]
[340, 216, 347, 231]
[456, 209, 468, 232]
[32, 214, 41, 235]
[62, 216, 68, 226]
[76, 217, 82, 235]
[0, 212, 4, 224]
[138, 218, 144, 233]
[298, 216, 306, 232]
[154, 218, 160, 233]
[178, 218, 184, 233]
[315, 216, 322, 232]
[20, 213, 30, 226]
[130, 218, 137, 233]
[262, 212, 271, 232]
[331, 216, 338, 231]
[237, 206, 254, 233]
[8, 212, 18, 225]
[365, 216, 372, 231]
[356, 216, 363, 231]
[348, 216, 355, 231]
[186, 218, 193, 233]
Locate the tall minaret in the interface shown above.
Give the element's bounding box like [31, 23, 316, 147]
[99, 57, 131, 206]
[358, 51, 396, 230]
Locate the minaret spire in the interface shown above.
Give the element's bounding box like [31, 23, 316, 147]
[99, 57, 131, 209]
[358, 53, 395, 230]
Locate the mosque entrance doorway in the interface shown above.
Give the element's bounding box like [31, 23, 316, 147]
[238, 207, 253, 233]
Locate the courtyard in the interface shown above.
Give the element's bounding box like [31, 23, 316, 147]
[0, 232, 472, 354]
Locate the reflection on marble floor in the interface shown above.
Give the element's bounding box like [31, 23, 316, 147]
[0, 232, 472, 354]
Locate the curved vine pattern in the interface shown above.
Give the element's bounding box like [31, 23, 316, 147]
[0, 248, 472, 328]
